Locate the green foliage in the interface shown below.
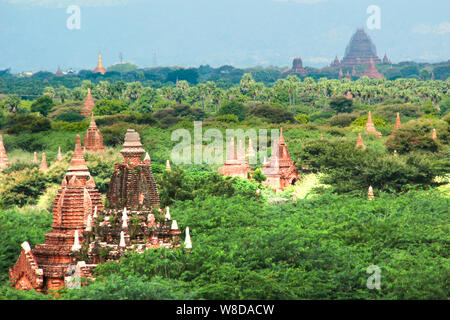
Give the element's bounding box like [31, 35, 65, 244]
[5, 114, 51, 134]
[252, 168, 266, 183]
[55, 111, 84, 123]
[329, 113, 360, 127]
[294, 114, 310, 124]
[375, 103, 422, 122]
[93, 99, 128, 116]
[351, 115, 386, 128]
[0, 207, 52, 283]
[248, 104, 294, 123]
[30, 96, 54, 117]
[215, 114, 239, 123]
[329, 96, 353, 113]
[299, 140, 449, 194]
[67, 191, 449, 300]
[386, 119, 449, 153]
[422, 99, 440, 117]
[51, 121, 89, 132]
[0, 168, 49, 208]
[218, 100, 248, 121]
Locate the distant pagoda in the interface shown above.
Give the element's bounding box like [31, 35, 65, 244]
[341, 29, 382, 67]
[0, 134, 8, 171]
[93, 51, 106, 75]
[330, 56, 340, 68]
[284, 58, 307, 77]
[218, 138, 251, 179]
[361, 59, 384, 79]
[383, 53, 392, 64]
[84, 113, 106, 152]
[81, 88, 95, 118]
[55, 66, 64, 77]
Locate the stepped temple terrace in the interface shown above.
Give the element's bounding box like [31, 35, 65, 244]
[340, 29, 382, 67]
[9, 130, 186, 293]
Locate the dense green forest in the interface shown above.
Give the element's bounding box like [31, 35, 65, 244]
[0, 72, 449, 300]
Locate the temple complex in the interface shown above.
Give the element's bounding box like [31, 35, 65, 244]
[345, 71, 352, 80]
[341, 29, 382, 67]
[284, 58, 307, 77]
[365, 111, 382, 138]
[261, 128, 299, 190]
[83, 113, 106, 152]
[81, 88, 95, 118]
[356, 133, 366, 150]
[55, 66, 64, 77]
[93, 52, 106, 75]
[218, 137, 251, 179]
[383, 54, 392, 64]
[10, 130, 185, 293]
[361, 59, 384, 79]
[0, 135, 8, 171]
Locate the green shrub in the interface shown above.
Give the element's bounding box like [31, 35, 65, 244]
[51, 121, 89, 132]
[294, 114, 310, 124]
[329, 96, 353, 113]
[351, 115, 386, 128]
[216, 114, 239, 123]
[30, 96, 54, 117]
[93, 99, 128, 115]
[329, 113, 360, 127]
[248, 104, 294, 123]
[5, 114, 51, 134]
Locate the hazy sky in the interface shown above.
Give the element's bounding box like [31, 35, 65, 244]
[0, 0, 449, 72]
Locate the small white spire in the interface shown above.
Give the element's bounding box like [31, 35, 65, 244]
[21, 241, 31, 253]
[165, 206, 171, 220]
[119, 231, 126, 248]
[368, 186, 374, 200]
[93, 205, 98, 218]
[122, 207, 128, 228]
[171, 220, 178, 230]
[184, 227, 192, 249]
[72, 230, 82, 252]
[86, 213, 92, 232]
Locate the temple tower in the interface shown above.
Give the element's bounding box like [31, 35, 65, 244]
[9, 135, 102, 292]
[261, 128, 299, 190]
[341, 29, 382, 67]
[361, 59, 384, 79]
[84, 113, 106, 152]
[107, 129, 160, 209]
[81, 88, 95, 118]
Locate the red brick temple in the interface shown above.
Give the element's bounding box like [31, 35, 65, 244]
[93, 51, 106, 75]
[284, 58, 307, 77]
[0, 134, 8, 171]
[365, 111, 382, 138]
[81, 88, 95, 118]
[10, 130, 184, 293]
[341, 29, 382, 67]
[361, 59, 384, 79]
[261, 128, 299, 190]
[218, 137, 251, 179]
[83, 113, 106, 152]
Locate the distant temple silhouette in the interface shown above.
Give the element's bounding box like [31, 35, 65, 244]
[93, 51, 106, 75]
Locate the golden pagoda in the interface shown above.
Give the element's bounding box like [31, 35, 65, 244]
[93, 51, 106, 75]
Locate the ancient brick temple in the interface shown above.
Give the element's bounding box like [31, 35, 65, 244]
[261, 128, 299, 190]
[81, 88, 95, 118]
[365, 111, 382, 138]
[83, 113, 106, 152]
[107, 129, 160, 209]
[341, 29, 382, 67]
[10, 130, 183, 293]
[356, 133, 366, 150]
[0, 134, 8, 171]
[361, 59, 384, 79]
[284, 58, 307, 77]
[93, 51, 106, 75]
[9, 135, 103, 292]
[218, 137, 251, 179]
[330, 56, 341, 68]
[383, 54, 392, 64]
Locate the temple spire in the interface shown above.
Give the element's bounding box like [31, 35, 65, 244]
[93, 51, 106, 75]
[56, 146, 63, 162]
[356, 133, 366, 150]
[368, 186, 374, 200]
[40, 153, 48, 171]
[393, 112, 401, 130]
[71, 230, 81, 252]
[166, 159, 172, 171]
